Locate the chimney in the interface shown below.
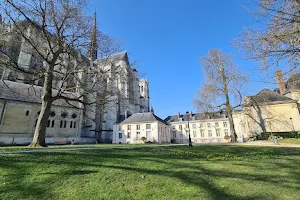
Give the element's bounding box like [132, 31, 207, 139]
[276, 70, 286, 94]
[190, 111, 192, 118]
[178, 112, 181, 119]
[125, 110, 128, 119]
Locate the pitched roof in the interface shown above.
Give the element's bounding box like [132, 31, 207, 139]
[164, 111, 228, 123]
[286, 73, 300, 92]
[248, 88, 294, 103]
[0, 80, 80, 108]
[120, 112, 168, 125]
[95, 51, 129, 65]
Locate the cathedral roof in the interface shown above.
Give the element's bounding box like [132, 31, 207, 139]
[120, 112, 168, 125]
[95, 51, 129, 65]
[0, 80, 80, 108]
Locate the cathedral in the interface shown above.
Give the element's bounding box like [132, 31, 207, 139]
[0, 13, 150, 145]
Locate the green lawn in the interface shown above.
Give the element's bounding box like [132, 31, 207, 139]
[0, 143, 162, 152]
[1, 145, 300, 200]
[279, 138, 300, 144]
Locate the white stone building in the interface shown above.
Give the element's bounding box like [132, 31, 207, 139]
[165, 111, 232, 143]
[113, 112, 171, 144]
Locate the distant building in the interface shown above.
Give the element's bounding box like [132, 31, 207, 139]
[165, 112, 231, 144]
[113, 112, 170, 144]
[233, 88, 300, 137]
[233, 70, 300, 138]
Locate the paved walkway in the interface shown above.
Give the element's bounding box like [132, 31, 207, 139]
[236, 141, 300, 148]
[1, 142, 299, 155]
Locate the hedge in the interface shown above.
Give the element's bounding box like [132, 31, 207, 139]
[259, 131, 300, 140]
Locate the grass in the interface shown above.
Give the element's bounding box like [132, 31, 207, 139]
[0, 143, 160, 152]
[279, 138, 300, 144]
[1, 145, 300, 200]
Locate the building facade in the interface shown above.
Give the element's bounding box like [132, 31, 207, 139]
[165, 112, 232, 144]
[113, 112, 170, 144]
[0, 15, 150, 145]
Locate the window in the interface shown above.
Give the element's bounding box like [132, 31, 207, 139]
[25, 110, 30, 116]
[173, 133, 176, 138]
[60, 120, 63, 128]
[127, 125, 131, 131]
[119, 126, 122, 131]
[127, 132, 131, 138]
[193, 130, 197, 137]
[200, 129, 205, 137]
[119, 133, 122, 139]
[180, 133, 183, 138]
[51, 120, 55, 128]
[224, 129, 229, 136]
[70, 121, 73, 128]
[208, 130, 212, 137]
[192, 124, 196, 129]
[64, 121, 67, 128]
[200, 123, 204, 128]
[207, 123, 211, 128]
[215, 122, 219, 128]
[146, 124, 151, 130]
[136, 132, 140, 140]
[223, 122, 228, 127]
[216, 129, 220, 137]
[179, 125, 182, 130]
[73, 121, 76, 128]
[47, 120, 50, 127]
[136, 124, 140, 130]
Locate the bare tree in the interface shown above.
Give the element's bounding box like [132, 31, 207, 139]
[236, 0, 300, 73]
[0, 0, 119, 147]
[194, 49, 248, 142]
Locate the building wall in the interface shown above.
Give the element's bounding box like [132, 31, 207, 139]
[113, 121, 170, 144]
[170, 119, 231, 144]
[0, 100, 80, 145]
[241, 102, 300, 135]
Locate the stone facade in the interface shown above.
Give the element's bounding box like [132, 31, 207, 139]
[113, 112, 170, 144]
[165, 112, 233, 143]
[233, 88, 300, 138]
[0, 18, 150, 145]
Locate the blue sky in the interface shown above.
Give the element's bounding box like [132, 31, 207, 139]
[90, 0, 275, 118]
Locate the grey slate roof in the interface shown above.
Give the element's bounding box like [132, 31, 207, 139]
[0, 80, 80, 108]
[95, 51, 129, 65]
[120, 112, 168, 125]
[248, 88, 294, 103]
[286, 73, 300, 92]
[164, 111, 228, 124]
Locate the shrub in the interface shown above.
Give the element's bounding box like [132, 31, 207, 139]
[259, 132, 300, 140]
[224, 135, 231, 140]
[141, 137, 147, 143]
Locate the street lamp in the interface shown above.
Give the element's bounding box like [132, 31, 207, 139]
[186, 111, 193, 147]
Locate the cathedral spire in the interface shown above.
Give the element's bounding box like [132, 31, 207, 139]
[87, 9, 98, 60]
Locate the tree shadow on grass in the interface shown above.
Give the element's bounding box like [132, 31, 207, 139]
[1, 146, 300, 199]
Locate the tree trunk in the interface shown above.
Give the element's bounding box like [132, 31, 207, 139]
[227, 108, 237, 142]
[220, 67, 238, 142]
[29, 99, 52, 147]
[29, 62, 54, 147]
